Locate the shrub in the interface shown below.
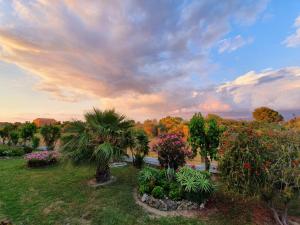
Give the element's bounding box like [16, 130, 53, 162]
[153, 133, 191, 169]
[32, 136, 40, 149]
[219, 127, 300, 225]
[151, 186, 164, 199]
[23, 146, 33, 154]
[138, 167, 162, 192]
[25, 151, 59, 168]
[0, 145, 25, 157]
[168, 182, 182, 201]
[176, 166, 214, 203]
[139, 184, 152, 195]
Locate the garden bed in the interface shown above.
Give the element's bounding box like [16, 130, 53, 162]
[133, 189, 205, 218]
[136, 189, 205, 211]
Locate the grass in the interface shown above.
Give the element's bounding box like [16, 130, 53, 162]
[0, 158, 299, 225]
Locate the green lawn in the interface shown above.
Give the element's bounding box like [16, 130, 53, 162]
[0, 159, 299, 225]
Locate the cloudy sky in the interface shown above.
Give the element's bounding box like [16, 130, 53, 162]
[0, 0, 300, 122]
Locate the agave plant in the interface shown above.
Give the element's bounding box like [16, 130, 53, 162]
[61, 108, 133, 183]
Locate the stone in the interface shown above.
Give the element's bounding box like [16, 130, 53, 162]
[200, 203, 205, 209]
[177, 200, 189, 210]
[164, 199, 178, 210]
[141, 193, 149, 203]
[190, 202, 199, 210]
[158, 200, 168, 211]
[148, 197, 160, 209]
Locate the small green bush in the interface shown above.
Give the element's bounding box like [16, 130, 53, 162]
[23, 146, 33, 154]
[151, 186, 164, 199]
[32, 136, 40, 149]
[168, 182, 182, 201]
[0, 145, 25, 157]
[138, 184, 151, 195]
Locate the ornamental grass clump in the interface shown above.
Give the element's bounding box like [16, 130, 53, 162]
[25, 151, 59, 168]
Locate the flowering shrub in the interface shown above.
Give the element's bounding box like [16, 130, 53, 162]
[219, 127, 300, 225]
[153, 133, 191, 169]
[25, 151, 59, 167]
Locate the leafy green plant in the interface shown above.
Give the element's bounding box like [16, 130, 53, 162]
[188, 112, 221, 171]
[168, 182, 182, 200]
[176, 166, 214, 203]
[151, 186, 164, 199]
[138, 167, 161, 185]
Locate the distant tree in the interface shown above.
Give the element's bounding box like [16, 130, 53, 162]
[40, 125, 61, 150]
[10, 131, 19, 146]
[188, 113, 221, 171]
[19, 122, 37, 145]
[253, 107, 284, 122]
[1, 124, 16, 145]
[0, 129, 5, 144]
[206, 113, 222, 121]
[285, 116, 300, 131]
[159, 116, 184, 135]
[143, 119, 158, 137]
[32, 136, 40, 149]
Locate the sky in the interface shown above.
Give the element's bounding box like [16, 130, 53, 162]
[0, 0, 300, 122]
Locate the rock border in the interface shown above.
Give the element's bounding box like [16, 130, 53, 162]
[133, 189, 204, 218]
[87, 176, 117, 188]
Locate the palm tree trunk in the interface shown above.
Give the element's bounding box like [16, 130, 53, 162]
[95, 165, 111, 183]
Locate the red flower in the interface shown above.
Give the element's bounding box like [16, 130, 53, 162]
[243, 162, 251, 169]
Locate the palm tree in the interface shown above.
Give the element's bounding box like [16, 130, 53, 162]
[126, 129, 149, 169]
[61, 109, 134, 183]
